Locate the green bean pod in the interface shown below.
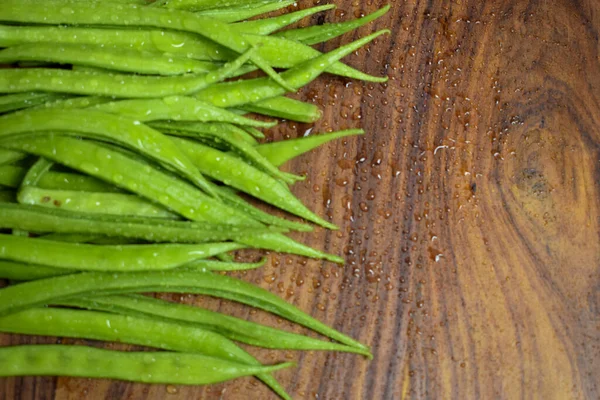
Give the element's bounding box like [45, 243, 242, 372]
[0, 108, 217, 196]
[0, 44, 227, 76]
[18, 186, 178, 219]
[0, 270, 369, 351]
[276, 5, 391, 45]
[0, 165, 124, 193]
[0, 260, 72, 280]
[149, 121, 257, 145]
[0, 308, 291, 399]
[156, 0, 283, 11]
[231, 5, 336, 35]
[195, 1, 295, 23]
[0, 47, 256, 98]
[0, 234, 244, 271]
[256, 129, 365, 166]
[0, 203, 281, 243]
[66, 294, 372, 356]
[0, 92, 70, 114]
[1, 134, 260, 225]
[172, 137, 337, 229]
[91, 96, 276, 128]
[151, 121, 300, 184]
[0, 345, 292, 385]
[194, 30, 390, 108]
[240, 96, 322, 123]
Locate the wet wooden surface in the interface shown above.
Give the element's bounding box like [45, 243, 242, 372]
[2, 0, 600, 399]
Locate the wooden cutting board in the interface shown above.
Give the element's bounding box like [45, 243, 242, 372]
[1, 0, 599, 399]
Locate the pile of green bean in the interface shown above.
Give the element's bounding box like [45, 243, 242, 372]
[0, 0, 389, 398]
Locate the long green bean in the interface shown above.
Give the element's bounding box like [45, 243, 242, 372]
[196, 1, 295, 23]
[231, 5, 335, 36]
[1, 108, 218, 196]
[173, 137, 336, 229]
[0, 92, 70, 114]
[65, 294, 371, 356]
[92, 96, 276, 128]
[0, 234, 244, 271]
[156, 0, 282, 11]
[1, 134, 260, 225]
[240, 96, 322, 123]
[17, 186, 180, 219]
[0, 345, 292, 385]
[0, 260, 72, 281]
[256, 129, 365, 166]
[0, 307, 291, 399]
[0, 203, 281, 243]
[0, 44, 228, 76]
[276, 5, 391, 45]
[0, 270, 368, 351]
[0, 48, 256, 98]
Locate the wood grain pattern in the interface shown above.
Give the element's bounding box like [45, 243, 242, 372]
[1, 0, 599, 399]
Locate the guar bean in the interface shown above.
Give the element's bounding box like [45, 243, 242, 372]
[1, 134, 260, 225]
[240, 96, 322, 123]
[231, 5, 335, 35]
[0, 270, 368, 351]
[0, 234, 244, 271]
[196, 1, 295, 23]
[256, 129, 365, 166]
[0, 307, 291, 399]
[0, 345, 292, 385]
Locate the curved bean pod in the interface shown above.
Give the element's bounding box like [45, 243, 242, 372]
[0, 109, 216, 196]
[66, 294, 371, 356]
[0, 270, 369, 351]
[0, 308, 291, 399]
[148, 121, 258, 145]
[256, 129, 365, 166]
[0, 44, 222, 76]
[0, 203, 280, 243]
[18, 186, 179, 219]
[0, 47, 256, 98]
[276, 5, 391, 45]
[195, 1, 295, 23]
[0, 234, 244, 271]
[172, 137, 336, 229]
[92, 96, 276, 128]
[231, 5, 335, 36]
[1, 134, 259, 225]
[0, 345, 292, 385]
[239, 96, 322, 123]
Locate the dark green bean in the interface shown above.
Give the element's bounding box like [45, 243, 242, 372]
[172, 137, 337, 229]
[65, 294, 372, 356]
[0, 307, 291, 399]
[231, 5, 335, 36]
[240, 96, 322, 123]
[256, 129, 365, 166]
[2, 134, 260, 225]
[276, 5, 391, 45]
[0, 270, 368, 351]
[156, 0, 283, 12]
[195, 1, 295, 23]
[0, 0, 295, 91]
[91, 96, 276, 128]
[0, 108, 217, 196]
[0, 345, 292, 385]
[0, 203, 282, 243]
[0, 234, 244, 271]
[194, 30, 390, 108]
[0, 44, 226, 76]
[148, 121, 258, 145]
[0, 48, 256, 98]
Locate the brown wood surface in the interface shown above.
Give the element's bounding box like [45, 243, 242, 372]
[2, 0, 600, 399]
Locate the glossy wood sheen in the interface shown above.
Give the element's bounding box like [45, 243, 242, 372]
[1, 0, 599, 399]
